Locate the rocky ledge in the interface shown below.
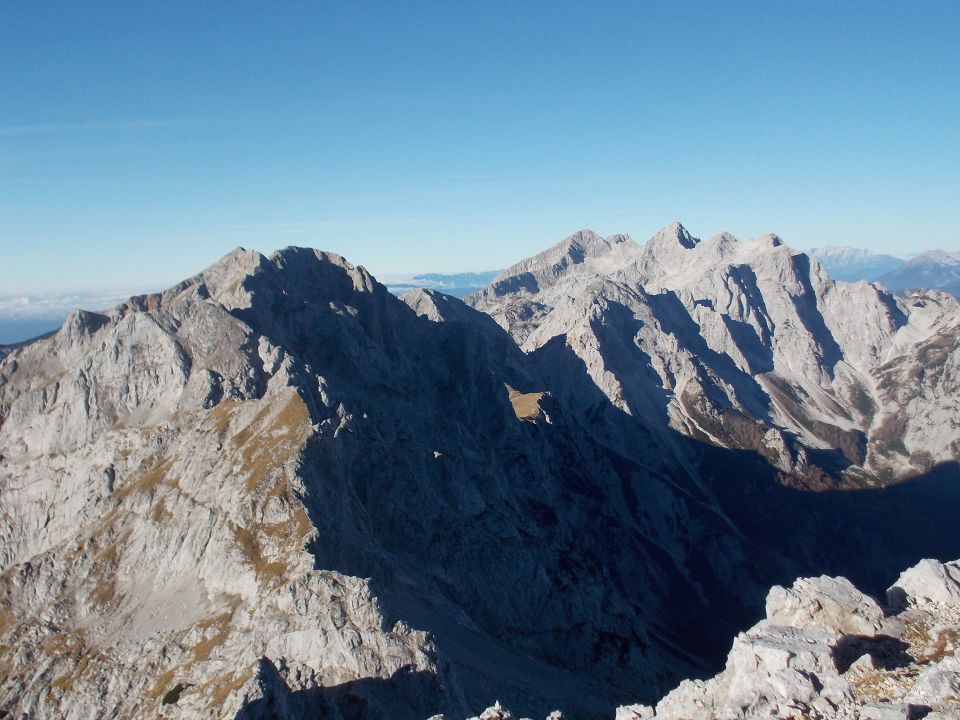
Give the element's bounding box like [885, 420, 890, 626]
[458, 558, 960, 720]
[614, 557, 960, 720]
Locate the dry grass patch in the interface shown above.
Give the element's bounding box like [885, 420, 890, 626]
[0, 644, 13, 681]
[506, 384, 546, 421]
[51, 649, 99, 692]
[94, 526, 131, 565]
[151, 498, 173, 523]
[90, 577, 116, 606]
[201, 667, 253, 709]
[235, 395, 311, 494]
[210, 399, 238, 436]
[113, 457, 174, 500]
[42, 630, 84, 659]
[149, 668, 178, 701]
[848, 665, 920, 703]
[190, 611, 234, 663]
[228, 520, 289, 581]
[916, 626, 960, 664]
[0, 606, 15, 637]
[44, 630, 102, 692]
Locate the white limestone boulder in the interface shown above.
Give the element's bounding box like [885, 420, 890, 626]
[766, 576, 884, 636]
[887, 559, 960, 609]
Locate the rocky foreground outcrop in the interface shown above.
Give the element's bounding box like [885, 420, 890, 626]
[456, 559, 960, 720]
[613, 557, 960, 720]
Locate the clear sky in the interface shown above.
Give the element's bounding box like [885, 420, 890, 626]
[2, 1, 958, 293]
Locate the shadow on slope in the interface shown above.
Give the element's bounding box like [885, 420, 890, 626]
[234, 659, 451, 720]
[209, 259, 960, 718]
[699, 446, 960, 600]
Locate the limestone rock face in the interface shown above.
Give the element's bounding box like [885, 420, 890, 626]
[888, 559, 960, 609]
[1, 232, 958, 720]
[0, 245, 767, 718]
[0, 249, 450, 720]
[467, 224, 960, 485]
[765, 576, 885, 635]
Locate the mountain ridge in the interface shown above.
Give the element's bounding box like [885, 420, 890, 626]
[1, 227, 959, 719]
[468, 223, 960, 484]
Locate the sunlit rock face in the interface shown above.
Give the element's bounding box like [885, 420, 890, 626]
[616, 558, 960, 720]
[1, 227, 958, 720]
[468, 223, 960, 485]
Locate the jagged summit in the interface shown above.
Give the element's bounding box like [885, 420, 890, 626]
[470, 223, 960, 483]
[646, 221, 699, 250]
[707, 230, 738, 248]
[474, 229, 640, 302]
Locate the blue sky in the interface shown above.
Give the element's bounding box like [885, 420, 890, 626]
[1, 1, 958, 294]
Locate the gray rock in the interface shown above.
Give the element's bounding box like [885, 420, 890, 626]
[766, 576, 884, 636]
[888, 559, 960, 609]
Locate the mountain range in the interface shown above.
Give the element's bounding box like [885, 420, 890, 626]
[6, 243, 959, 347]
[382, 271, 501, 301]
[809, 245, 960, 297]
[807, 246, 905, 282]
[1, 224, 958, 719]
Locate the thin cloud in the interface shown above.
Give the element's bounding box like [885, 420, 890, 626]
[0, 289, 142, 319]
[0, 119, 198, 136]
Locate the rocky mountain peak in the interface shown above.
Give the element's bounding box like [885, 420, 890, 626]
[189, 246, 269, 302]
[651, 221, 699, 250]
[632, 223, 703, 281]
[471, 223, 960, 482]
[400, 287, 487, 326]
[467, 230, 640, 308]
[634, 221, 692, 258]
[268, 246, 380, 295]
[709, 230, 738, 246]
[491, 229, 634, 282]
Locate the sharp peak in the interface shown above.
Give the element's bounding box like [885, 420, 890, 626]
[512, 228, 629, 265]
[210, 245, 268, 268]
[552, 228, 627, 253]
[401, 286, 451, 303]
[649, 221, 699, 249]
[566, 228, 603, 240]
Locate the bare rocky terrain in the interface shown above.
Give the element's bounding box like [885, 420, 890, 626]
[1, 226, 958, 719]
[614, 557, 960, 720]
